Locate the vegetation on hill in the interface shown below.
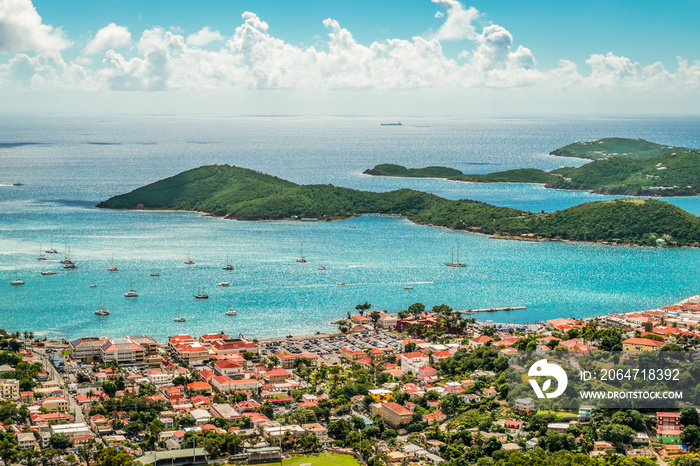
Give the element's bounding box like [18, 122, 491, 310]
[550, 137, 688, 160]
[364, 164, 555, 184]
[547, 151, 700, 196]
[364, 148, 700, 196]
[98, 165, 700, 246]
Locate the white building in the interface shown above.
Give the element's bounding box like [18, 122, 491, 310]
[400, 352, 429, 375]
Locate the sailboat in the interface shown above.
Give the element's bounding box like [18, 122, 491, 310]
[174, 305, 186, 322]
[444, 242, 466, 268]
[41, 270, 57, 276]
[225, 299, 237, 316]
[403, 284, 414, 290]
[10, 274, 24, 285]
[94, 291, 110, 316]
[194, 287, 208, 299]
[45, 243, 58, 254]
[184, 251, 195, 265]
[61, 246, 77, 268]
[124, 277, 139, 297]
[222, 255, 234, 271]
[37, 245, 47, 261]
[108, 255, 118, 272]
[296, 243, 308, 263]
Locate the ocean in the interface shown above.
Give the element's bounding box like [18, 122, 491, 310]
[1, 115, 699, 341]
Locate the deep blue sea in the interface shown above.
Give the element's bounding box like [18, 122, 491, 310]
[1, 115, 699, 341]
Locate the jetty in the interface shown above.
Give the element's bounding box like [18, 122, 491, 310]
[458, 306, 526, 314]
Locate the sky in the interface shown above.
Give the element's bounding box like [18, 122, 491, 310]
[0, 0, 699, 115]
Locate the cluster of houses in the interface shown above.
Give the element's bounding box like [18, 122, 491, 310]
[2, 295, 699, 463]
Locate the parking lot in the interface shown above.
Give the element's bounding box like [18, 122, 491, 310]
[259, 330, 404, 363]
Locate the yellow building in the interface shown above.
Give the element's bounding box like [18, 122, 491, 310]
[368, 389, 393, 402]
[622, 338, 663, 353]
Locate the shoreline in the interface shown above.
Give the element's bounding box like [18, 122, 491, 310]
[15, 291, 700, 345]
[101, 207, 699, 249]
[364, 171, 700, 198]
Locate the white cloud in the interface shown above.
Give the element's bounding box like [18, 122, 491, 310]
[435, 11, 444, 19]
[186, 26, 223, 47]
[430, 0, 479, 41]
[0, 0, 71, 52]
[584, 52, 672, 89]
[82, 23, 131, 55]
[1, 0, 699, 111]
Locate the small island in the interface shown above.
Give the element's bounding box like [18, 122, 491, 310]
[364, 138, 700, 197]
[97, 164, 700, 247]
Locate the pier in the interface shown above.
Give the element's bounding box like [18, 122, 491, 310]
[458, 306, 526, 314]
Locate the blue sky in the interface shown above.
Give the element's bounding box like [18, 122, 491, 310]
[1, 0, 700, 114]
[28, 0, 700, 68]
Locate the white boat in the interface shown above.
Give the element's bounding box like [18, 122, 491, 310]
[444, 242, 466, 268]
[108, 255, 118, 272]
[336, 282, 346, 286]
[222, 255, 234, 270]
[173, 317, 186, 322]
[124, 277, 139, 297]
[403, 285, 414, 290]
[149, 272, 160, 277]
[225, 299, 237, 316]
[217, 282, 231, 287]
[296, 243, 308, 263]
[41, 271, 57, 276]
[10, 277, 24, 285]
[318, 266, 326, 271]
[94, 291, 110, 316]
[89, 284, 97, 288]
[45, 243, 58, 254]
[63, 262, 77, 269]
[37, 245, 47, 261]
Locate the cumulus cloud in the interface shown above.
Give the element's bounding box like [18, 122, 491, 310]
[431, 0, 479, 41]
[82, 23, 131, 55]
[0, 0, 71, 52]
[1, 0, 699, 102]
[186, 26, 223, 47]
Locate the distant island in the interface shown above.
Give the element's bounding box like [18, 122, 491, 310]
[364, 137, 700, 196]
[97, 165, 700, 247]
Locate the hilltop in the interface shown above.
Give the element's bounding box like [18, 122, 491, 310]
[550, 137, 688, 160]
[98, 165, 700, 247]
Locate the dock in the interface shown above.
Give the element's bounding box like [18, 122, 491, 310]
[458, 306, 526, 314]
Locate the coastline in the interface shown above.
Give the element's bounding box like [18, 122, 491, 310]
[365, 171, 700, 198]
[113, 206, 699, 249]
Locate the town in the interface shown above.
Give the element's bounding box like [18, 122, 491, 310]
[0, 295, 699, 466]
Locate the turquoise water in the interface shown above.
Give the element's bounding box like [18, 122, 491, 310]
[1, 115, 699, 341]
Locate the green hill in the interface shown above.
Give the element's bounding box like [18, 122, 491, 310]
[547, 151, 700, 196]
[98, 165, 700, 247]
[527, 199, 700, 245]
[550, 137, 688, 160]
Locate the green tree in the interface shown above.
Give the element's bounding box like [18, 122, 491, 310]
[49, 433, 71, 450]
[356, 302, 372, 316]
